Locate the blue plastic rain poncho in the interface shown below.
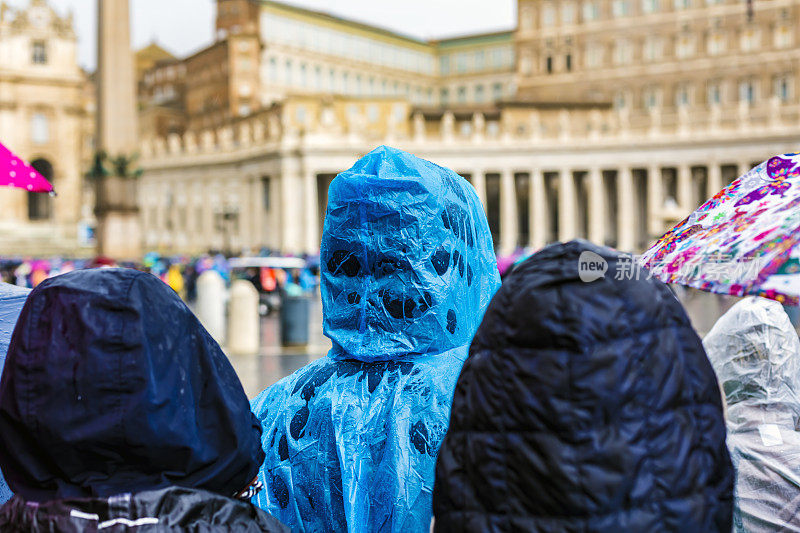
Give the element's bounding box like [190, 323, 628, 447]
[704, 297, 800, 532]
[251, 146, 500, 532]
[0, 283, 29, 505]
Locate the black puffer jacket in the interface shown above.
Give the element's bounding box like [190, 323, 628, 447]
[434, 240, 733, 532]
[0, 269, 286, 532]
[0, 486, 283, 532]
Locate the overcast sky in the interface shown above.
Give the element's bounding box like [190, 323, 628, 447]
[5, 0, 516, 71]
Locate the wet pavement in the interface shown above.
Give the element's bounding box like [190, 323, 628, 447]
[227, 297, 331, 399]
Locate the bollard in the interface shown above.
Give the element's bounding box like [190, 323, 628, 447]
[196, 270, 226, 344]
[228, 279, 260, 355]
[280, 295, 311, 346]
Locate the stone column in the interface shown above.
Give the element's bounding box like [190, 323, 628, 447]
[677, 106, 690, 137]
[471, 113, 486, 143]
[648, 108, 661, 138]
[617, 166, 635, 252]
[558, 168, 576, 242]
[529, 110, 541, 141]
[95, 0, 141, 259]
[250, 176, 263, 251]
[201, 180, 212, 244]
[769, 96, 781, 129]
[97, 0, 137, 154]
[588, 167, 605, 245]
[737, 101, 749, 132]
[707, 163, 723, 198]
[530, 168, 546, 249]
[412, 112, 425, 142]
[647, 164, 662, 237]
[737, 161, 751, 180]
[558, 110, 571, 142]
[472, 169, 486, 211]
[677, 164, 692, 212]
[499, 169, 518, 254]
[304, 169, 319, 254]
[442, 111, 455, 143]
[279, 163, 302, 254]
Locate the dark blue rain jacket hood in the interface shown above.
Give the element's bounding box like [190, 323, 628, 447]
[0, 283, 29, 505]
[434, 240, 734, 532]
[252, 146, 500, 532]
[0, 269, 264, 503]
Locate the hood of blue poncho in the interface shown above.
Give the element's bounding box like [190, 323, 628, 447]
[321, 145, 499, 362]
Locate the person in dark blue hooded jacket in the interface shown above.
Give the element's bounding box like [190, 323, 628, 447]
[0, 268, 287, 532]
[434, 240, 734, 532]
[0, 282, 29, 505]
[251, 146, 500, 532]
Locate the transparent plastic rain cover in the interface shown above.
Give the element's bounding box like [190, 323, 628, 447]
[704, 297, 800, 532]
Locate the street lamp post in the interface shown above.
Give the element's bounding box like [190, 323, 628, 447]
[215, 205, 239, 256]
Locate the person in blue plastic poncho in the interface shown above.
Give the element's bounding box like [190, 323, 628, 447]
[251, 145, 500, 532]
[0, 283, 29, 505]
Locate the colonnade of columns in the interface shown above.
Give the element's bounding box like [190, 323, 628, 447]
[143, 159, 759, 257]
[450, 160, 755, 255]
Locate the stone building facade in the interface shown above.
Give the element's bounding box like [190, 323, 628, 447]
[254, 2, 516, 108]
[139, 93, 797, 256]
[136, 43, 184, 139]
[516, 0, 797, 112]
[138, 0, 516, 138]
[138, 0, 800, 257]
[0, 0, 93, 256]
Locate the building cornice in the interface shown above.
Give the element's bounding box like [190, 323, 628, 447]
[432, 30, 515, 49]
[517, 0, 796, 39]
[0, 72, 86, 87]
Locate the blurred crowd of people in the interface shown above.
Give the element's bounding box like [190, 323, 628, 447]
[0, 250, 319, 308]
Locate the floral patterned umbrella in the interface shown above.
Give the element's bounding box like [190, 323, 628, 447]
[641, 153, 800, 305]
[0, 141, 53, 193]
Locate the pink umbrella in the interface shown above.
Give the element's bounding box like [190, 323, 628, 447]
[0, 141, 53, 193]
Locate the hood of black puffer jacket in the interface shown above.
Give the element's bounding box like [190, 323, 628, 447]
[0, 269, 264, 502]
[321, 145, 499, 362]
[434, 240, 734, 532]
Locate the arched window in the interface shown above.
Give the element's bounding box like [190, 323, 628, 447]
[28, 158, 53, 220]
